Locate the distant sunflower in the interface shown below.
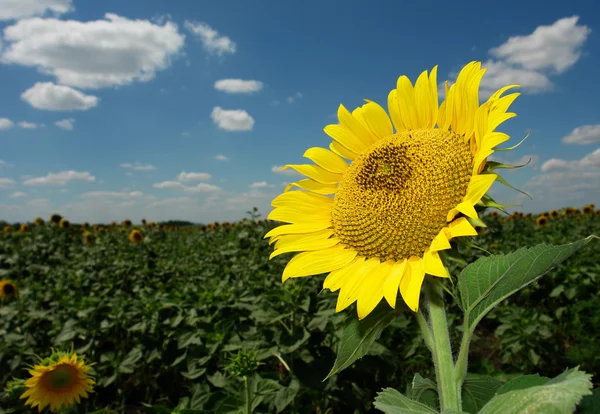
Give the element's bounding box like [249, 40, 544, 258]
[19, 224, 30, 233]
[266, 61, 520, 318]
[83, 222, 89, 228]
[49, 214, 62, 224]
[20, 349, 95, 413]
[128, 229, 143, 243]
[83, 231, 95, 245]
[550, 210, 559, 218]
[141, 218, 147, 225]
[0, 280, 18, 300]
[4, 225, 13, 233]
[34, 217, 45, 226]
[58, 219, 70, 229]
[583, 205, 594, 215]
[121, 219, 132, 227]
[536, 215, 549, 227]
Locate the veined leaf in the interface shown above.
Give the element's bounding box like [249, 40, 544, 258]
[461, 374, 503, 413]
[373, 388, 438, 413]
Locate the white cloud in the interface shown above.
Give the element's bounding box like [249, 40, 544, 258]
[120, 162, 157, 171]
[2, 13, 185, 89]
[18, 121, 37, 129]
[153, 181, 184, 189]
[215, 154, 229, 161]
[55, 118, 75, 130]
[177, 171, 212, 182]
[0, 0, 73, 21]
[183, 183, 221, 193]
[479, 60, 552, 98]
[21, 82, 98, 111]
[23, 170, 95, 186]
[211, 106, 254, 131]
[150, 197, 194, 207]
[225, 189, 276, 212]
[561, 124, 600, 145]
[214, 79, 263, 94]
[184, 21, 236, 56]
[9, 191, 27, 198]
[489, 16, 591, 74]
[80, 190, 143, 199]
[271, 165, 300, 176]
[540, 148, 600, 172]
[0, 178, 15, 188]
[286, 92, 303, 103]
[249, 181, 275, 188]
[0, 118, 15, 129]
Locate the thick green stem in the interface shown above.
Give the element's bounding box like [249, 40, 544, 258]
[424, 280, 460, 411]
[453, 326, 472, 392]
[244, 376, 252, 414]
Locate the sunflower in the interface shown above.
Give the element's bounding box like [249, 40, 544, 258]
[4, 225, 13, 233]
[583, 205, 594, 215]
[19, 223, 30, 233]
[83, 222, 89, 228]
[34, 217, 45, 226]
[128, 229, 143, 243]
[20, 349, 95, 412]
[549, 209, 559, 218]
[83, 231, 95, 245]
[536, 215, 549, 227]
[49, 214, 62, 224]
[266, 61, 520, 318]
[121, 219, 132, 227]
[58, 219, 70, 229]
[0, 280, 18, 300]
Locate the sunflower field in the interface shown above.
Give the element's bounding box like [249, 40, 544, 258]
[0, 207, 599, 413]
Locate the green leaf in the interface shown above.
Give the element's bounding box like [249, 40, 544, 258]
[458, 236, 596, 334]
[411, 374, 438, 411]
[374, 388, 438, 413]
[478, 367, 592, 414]
[461, 374, 503, 413]
[495, 374, 550, 395]
[577, 388, 600, 413]
[324, 303, 398, 380]
[275, 379, 300, 413]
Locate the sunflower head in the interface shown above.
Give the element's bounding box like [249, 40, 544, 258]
[58, 219, 70, 229]
[121, 219, 132, 227]
[536, 215, 549, 227]
[19, 223, 30, 233]
[34, 217, 45, 226]
[141, 218, 147, 225]
[83, 231, 95, 245]
[550, 209, 559, 218]
[147, 221, 156, 228]
[583, 205, 594, 215]
[49, 214, 62, 224]
[4, 225, 13, 233]
[128, 229, 143, 243]
[0, 280, 18, 300]
[82, 222, 89, 228]
[266, 61, 521, 318]
[20, 349, 95, 413]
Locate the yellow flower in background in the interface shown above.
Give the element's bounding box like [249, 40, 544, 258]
[19, 224, 30, 233]
[49, 214, 62, 224]
[128, 229, 144, 243]
[83, 231, 95, 245]
[34, 217, 45, 226]
[536, 215, 549, 228]
[549, 209, 559, 218]
[0, 280, 18, 300]
[266, 61, 520, 319]
[121, 219, 132, 227]
[4, 225, 13, 233]
[58, 219, 70, 229]
[20, 349, 95, 413]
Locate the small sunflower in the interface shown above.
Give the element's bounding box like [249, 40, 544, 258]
[58, 219, 70, 229]
[549, 210, 559, 218]
[83, 231, 95, 245]
[4, 225, 13, 233]
[0, 280, 18, 300]
[583, 205, 594, 215]
[20, 349, 95, 412]
[266, 61, 520, 318]
[121, 219, 132, 227]
[49, 214, 62, 224]
[19, 223, 30, 233]
[34, 217, 45, 226]
[141, 218, 147, 225]
[536, 215, 549, 227]
[128, 229, 143, 243]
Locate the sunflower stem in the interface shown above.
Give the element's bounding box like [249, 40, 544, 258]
[424, 279, 460, 411]
[415, 311, 433, 352]
[244, 375, 252, 414]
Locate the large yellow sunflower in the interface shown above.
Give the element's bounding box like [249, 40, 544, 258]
[266, 61, 520, 319]
[20, 350, 95, 412]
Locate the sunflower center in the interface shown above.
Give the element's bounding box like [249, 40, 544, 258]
[43, 364, 78, 391]
[331, 129, 473, 261]
[3, 283, 15, 295]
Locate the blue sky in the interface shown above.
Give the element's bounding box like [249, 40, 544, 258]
[0, 0, 599, 224]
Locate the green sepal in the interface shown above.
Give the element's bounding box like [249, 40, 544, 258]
[494, 131, 530, 151]
[483, 159, 529, 173]
[476, 194, 519, 214]
[453, 236, 490, 255]
[466, 215, 488, 228]
[495, 174, 532, 200]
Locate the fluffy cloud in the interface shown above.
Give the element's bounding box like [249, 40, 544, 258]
[211, 107, 254, 131]
[271, 165, 301, 176]
[10, 191, 27, 198]
[214, 79, 263, 94]
[18, 121, 37, 129]
[249, 181, 275, 188]
[120, 162, 157, 171]
[80, 191, 143, 199]
[561, 124, 600, 145]
[21, 83, 98, 111]
[0, 0, 73, 21]
[540, 148, 600, 172]
[478, 60, 552, 98]
[183, 183, 220, 193]
[0, 178, 15, 188]
[214, 154, 229, 161]
[2, 13, 185, 89]
[489, 16, 591, 74]
[225, 189, 276, 212]
[177, 172, 212, 182]
[55, 118, 75, 130]
[23, 170, 95, 186]
[286, 92, 303, 103]
[184, 21, 236, 56]
[0, 118, 15, 129]
[153, 181, 184, 189]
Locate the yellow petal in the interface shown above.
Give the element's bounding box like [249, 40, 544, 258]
[387, 89, 406, 133]
[423, 249, 449, 278]
[271, 236, 340, 259]
[414, 69, 433, 128]
[267, 207, 331, 224]
[429, 65, 439, 128]
[272, 188, 333, 208]
[273, 229, 334, 248]
[285, 179, 338, 195]
[464, 173, 497, 205]
[303, 147, 348, 173]
[356, 260, 390, 319]
[323, 257, 365, 292]
[479, 132, 511, 154]
[486, 84, 520, 102]
[338, 104, 375, 147]
[283, 164, 342, 184]
[446, 217, 478, 239]
[336, 258, 380, 312]
[329, 140, 358, 161]
[282, 245, 358, 281]
[264, 221, 332, 240]
[382, 259, 407, 309]
[324, 124, 369, 155]
[429, 228, 451, 252]
[400, 256, 426, 312]
[455, 201, 478, 219]
[360, 100, 394, 140]
[396, 75, 419, 129]
[488, 112, 517, 133]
